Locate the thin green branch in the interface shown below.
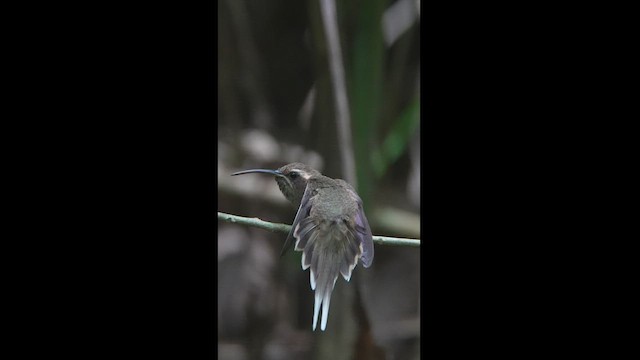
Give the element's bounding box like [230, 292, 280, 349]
[218, 211, 292, 234]
[217, 211, 420, 247]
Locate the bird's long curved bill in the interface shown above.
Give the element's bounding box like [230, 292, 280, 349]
[231, 169, 283, 177]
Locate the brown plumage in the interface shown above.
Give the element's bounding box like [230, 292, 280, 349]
[231, 163, 374, 331]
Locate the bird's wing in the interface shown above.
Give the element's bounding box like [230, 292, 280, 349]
[353, 200, 374, 268]
[336, 179, 374, 268]
[280, 184, 314, 256]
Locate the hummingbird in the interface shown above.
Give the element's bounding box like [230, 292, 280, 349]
[231, 162, 374, 331]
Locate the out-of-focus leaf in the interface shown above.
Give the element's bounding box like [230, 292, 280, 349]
[371, 96, 420, 177]
[382, 0, 420, 47]
[371, 206, 421, 238]
[350, 0, 385, 211]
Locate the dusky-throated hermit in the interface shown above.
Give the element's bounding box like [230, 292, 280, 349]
[231, 162, 374, 331]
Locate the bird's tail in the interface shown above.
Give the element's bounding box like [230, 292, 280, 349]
[294, 217, 363, 331]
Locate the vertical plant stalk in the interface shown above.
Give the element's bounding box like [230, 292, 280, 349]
[318, 0, 357, 186]
[350, 0, 384, 209]
[225, 0, 273, 128]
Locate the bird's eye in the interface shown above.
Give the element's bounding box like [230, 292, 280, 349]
[289, 171, 299, 179]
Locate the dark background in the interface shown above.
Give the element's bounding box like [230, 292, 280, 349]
[8, 1, 623, 359]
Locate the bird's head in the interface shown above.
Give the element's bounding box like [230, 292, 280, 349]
[231, 162, 321, 205]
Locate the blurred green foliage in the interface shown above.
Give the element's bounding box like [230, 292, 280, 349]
[371, 96, 420, 178]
